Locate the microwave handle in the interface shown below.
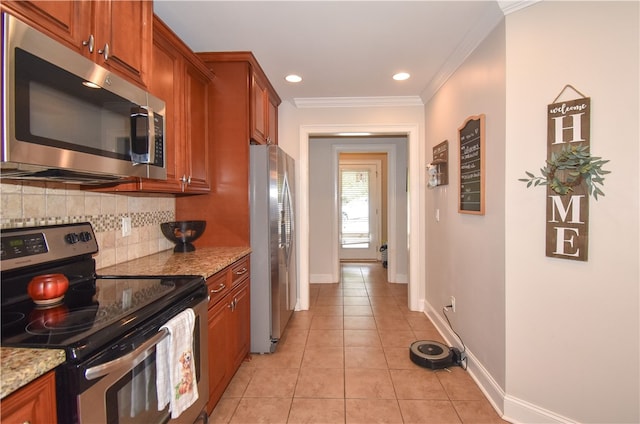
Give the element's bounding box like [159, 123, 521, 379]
[84, 328, 168, 380]
[130, 106, 156, 165]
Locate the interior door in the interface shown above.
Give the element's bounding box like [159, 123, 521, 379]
[339, 163, 380, 261]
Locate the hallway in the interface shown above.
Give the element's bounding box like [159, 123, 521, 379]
[210, 262, 506, 423]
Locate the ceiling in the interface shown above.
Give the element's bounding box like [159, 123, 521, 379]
[153, 1, 507, 105]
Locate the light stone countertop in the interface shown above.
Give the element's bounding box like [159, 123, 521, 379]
[97, 246, 251, 279]
[1, 246, 251, 400]
[1, 347, 65, 399]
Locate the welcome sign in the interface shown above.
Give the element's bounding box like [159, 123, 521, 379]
[545, 97, 591, 261]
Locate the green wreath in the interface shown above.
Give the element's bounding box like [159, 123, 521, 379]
[519, 144, 610, 200]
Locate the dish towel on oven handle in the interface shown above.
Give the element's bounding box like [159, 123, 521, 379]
[156, 308, 199, 419]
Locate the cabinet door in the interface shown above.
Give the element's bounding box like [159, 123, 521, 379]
[92, 0, 151, 87]
[4, 1, 150, 87]
[2, 1, 91, 55]
[268, 95, 278, 145]
[0, 371, 57, 424]
[228, 279, 251, 371]
[251, 71, 269, 145]
[207, 299, 230, 415]
[182, 59, 211, 193]
[142, 25, 183, 193]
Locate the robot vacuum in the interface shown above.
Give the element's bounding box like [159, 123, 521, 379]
[409, 340, 461, 370]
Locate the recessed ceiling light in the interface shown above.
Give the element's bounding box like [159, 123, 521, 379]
[285, 74, 302, 83]
[393, 72, 410, 81]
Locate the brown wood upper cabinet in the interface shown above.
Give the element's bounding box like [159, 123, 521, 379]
[89, 16, 212, 194]
[2, 0, 152, 88]
[251, 70, 280, 145]
[176, 52, 281, 246]
[140, 17, 211, 193]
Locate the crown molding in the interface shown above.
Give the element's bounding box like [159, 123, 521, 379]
[497, 1, 541, 16]
[420, 3, 504, 103]
[293, 96, 424, 109]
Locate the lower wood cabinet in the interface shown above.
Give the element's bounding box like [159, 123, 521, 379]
[206, 256, 250, 414]
[1, 371, 57, 424]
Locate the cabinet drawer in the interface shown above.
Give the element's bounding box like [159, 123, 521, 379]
[230, 256, 250, 286]
[206, 271, 229, 308]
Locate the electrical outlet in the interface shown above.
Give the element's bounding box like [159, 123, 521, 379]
[450, 296, 456, 312]
[121, 217, 132, 237]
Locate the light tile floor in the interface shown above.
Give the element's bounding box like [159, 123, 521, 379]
[210, 262, 507, 423]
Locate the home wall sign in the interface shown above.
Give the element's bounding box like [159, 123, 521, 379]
[519, 86, 610, 262]
[545, 92, 591, 261]
[458, 115, 485, 215]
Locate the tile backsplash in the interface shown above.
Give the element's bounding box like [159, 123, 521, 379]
[1, 181, 175, 270]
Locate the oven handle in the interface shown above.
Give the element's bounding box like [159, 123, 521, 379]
[84, 328, 169, 381]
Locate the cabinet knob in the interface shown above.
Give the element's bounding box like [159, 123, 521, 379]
[179, 175, 192, 192]
[98, 43, 109, 61]
[234, 267, 248, 275]
[82, 34, 94, 53]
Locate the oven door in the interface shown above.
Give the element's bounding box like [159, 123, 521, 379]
[76, 295, 208, 424]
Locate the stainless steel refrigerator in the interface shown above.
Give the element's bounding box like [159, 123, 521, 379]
[249, 144, 297, 353]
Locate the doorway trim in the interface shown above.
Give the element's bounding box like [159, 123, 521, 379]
[333, 145, 397, 282]
[298, 123, 423, 312]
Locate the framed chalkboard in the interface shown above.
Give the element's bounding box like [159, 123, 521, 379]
[458, 115, 485, 215]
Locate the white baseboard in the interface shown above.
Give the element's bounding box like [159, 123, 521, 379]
[503, 395, 576, 424]
[309, 274, 336, 283]
[393, 273, 408, 284]
[423, 300, 575, 424]
[424, 301, 506, 419]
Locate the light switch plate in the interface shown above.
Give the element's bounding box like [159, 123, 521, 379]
[122, 217, 132, 237]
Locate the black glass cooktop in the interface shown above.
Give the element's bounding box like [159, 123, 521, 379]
[1, 274, 204, 361]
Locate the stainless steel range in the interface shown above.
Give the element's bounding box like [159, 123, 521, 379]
[0, 222, 208, 424]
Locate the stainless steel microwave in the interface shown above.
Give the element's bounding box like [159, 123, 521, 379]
[1, 13, 166, 184]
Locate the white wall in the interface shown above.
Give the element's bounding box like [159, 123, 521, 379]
[308, 136, 408, 282]
[278, 103, 425, 310]
[504, 2, 639, 423]
[423, 18, 507, 409]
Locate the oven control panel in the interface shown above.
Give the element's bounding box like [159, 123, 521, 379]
[1, 232, 48, 260]
[0, 222, 98, 272]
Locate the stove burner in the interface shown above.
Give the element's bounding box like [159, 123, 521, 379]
[26, 305, 95, 335]
[1, 311, 25, 329]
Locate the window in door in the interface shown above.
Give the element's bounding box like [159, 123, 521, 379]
[339, 162, 380, 260]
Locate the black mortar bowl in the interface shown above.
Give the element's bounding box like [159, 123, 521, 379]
[160, 221, 206, 253]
